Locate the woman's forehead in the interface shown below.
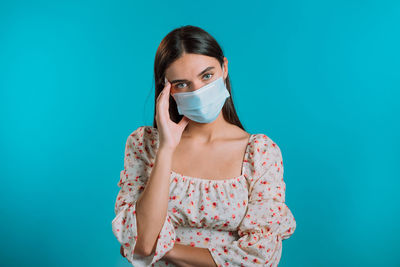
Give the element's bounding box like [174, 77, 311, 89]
[166, 54, 220, 78]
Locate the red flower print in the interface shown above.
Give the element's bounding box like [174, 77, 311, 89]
[111, 127, 297, 266]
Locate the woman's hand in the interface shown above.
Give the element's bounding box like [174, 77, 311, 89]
[120, 245, 126, 258]
[156, 77, 190, 151]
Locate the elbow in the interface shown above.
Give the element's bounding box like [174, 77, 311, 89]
[134, 235, 157, 257]
[141, 242, 157, 257]
[133, 242, 150, 257]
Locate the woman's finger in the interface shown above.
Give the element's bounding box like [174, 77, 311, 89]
[157, 79, 170, 105]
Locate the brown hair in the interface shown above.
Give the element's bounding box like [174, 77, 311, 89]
[152, 25, 245, 130]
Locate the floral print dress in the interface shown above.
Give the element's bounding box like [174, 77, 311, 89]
[111, 126, 296, 267]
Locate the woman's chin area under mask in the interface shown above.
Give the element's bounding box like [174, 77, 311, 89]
[181, 111, 243, 142]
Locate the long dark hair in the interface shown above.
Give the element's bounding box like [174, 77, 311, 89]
[152, 25, 245, 130]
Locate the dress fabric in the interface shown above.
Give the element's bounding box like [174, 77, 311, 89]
[111, 126, 296, 267]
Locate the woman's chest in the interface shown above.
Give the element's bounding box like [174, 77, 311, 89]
[167, 174, 249, 231]
[170, 136, 249, 180]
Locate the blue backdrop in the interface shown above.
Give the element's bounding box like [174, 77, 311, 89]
[1, 0, 399, 266]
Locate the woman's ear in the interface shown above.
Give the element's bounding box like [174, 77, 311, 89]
[222, 57, 228, 80]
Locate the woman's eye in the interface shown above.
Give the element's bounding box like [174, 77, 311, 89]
[203, 73, 213, 80]
[176, 83, 187, 89]
[175, 74, 213, 89]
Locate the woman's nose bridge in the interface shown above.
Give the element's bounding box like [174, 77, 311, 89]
[191, 79, 204, 91]
[192, 76, 215, 91]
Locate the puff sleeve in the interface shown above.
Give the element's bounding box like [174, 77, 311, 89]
[207, 139, 296, 267]
[111, 126, 176, 267]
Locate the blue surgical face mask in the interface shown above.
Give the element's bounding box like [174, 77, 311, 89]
[171, 65, 230, 123]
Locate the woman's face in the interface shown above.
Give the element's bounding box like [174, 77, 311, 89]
[165, 53, 228, 95]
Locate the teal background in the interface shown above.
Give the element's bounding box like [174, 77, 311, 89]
[1, 0, 399, 266]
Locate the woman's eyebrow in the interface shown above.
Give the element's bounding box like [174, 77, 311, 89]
[170, 66, 215, 84]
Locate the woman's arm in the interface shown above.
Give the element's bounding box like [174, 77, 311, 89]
[162, 244, 217, 267]
[134, 146, 175, 255]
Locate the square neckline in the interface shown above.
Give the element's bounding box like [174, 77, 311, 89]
[169, 133, 255, 183]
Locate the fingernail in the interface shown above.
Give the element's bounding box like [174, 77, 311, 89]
[164, 77, 169, 85]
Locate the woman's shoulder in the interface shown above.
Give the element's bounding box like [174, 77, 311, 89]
[125, 125, 159, 160]
[127, 125, 159, 142]
[246, 132, 283, 177]
[251, 132, 282, 154]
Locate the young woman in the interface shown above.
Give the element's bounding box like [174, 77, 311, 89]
[111, 25, 296, 267]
